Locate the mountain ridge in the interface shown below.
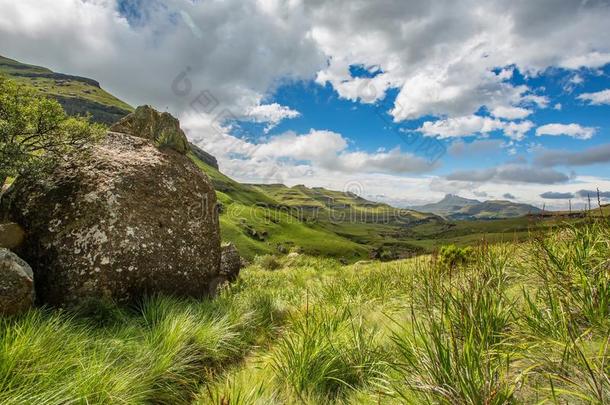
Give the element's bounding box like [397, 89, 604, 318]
[411, 194, 542, 219]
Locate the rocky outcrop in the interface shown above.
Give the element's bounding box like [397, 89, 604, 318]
[5, 130, 221, 307]
[0, 248, 34, 316]
[220, 243, 242, 282]
[0, 222, 25, 252]
[189, 142, 219, 170]
[110, 105, 190, 154]
[56, 96, 131, 126]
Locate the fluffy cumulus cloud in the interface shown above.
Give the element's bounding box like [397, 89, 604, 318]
[310, 0, 610, 122]
[3, 0, 609, 126]
[490, 106, 532, 120]
[0, 0, 324, 120]
[182, 113, 436, 182]
[535, 123, 596, 140]
[245, 103, 301, 132]
[418, 115, 534, 140]
[578, 89, 610, 105]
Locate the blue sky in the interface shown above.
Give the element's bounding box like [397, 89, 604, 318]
[2, 0, 610, 209]
[243, 64, 610, 177]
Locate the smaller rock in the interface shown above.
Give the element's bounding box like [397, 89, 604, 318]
[287, 252, 300, 259]
[0, 248, 34, 316]
[220, 243, 243, 282]
[0, 222, 25, 252]
[109, 105, 190, 154]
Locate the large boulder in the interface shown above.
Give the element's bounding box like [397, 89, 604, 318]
[109, 105, 190, 154]
[0, 248, 34, 316]
[4, 131, 221, 307]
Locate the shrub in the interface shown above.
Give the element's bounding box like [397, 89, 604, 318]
[437, 244, 473, 269]
[0, 76, 104, 191]
[255, 255, 282, 271]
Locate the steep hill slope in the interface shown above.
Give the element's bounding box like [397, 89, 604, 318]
[0, 54, 133, 124]
[412, 194, 541, 219]
[188, 154, 371, 260]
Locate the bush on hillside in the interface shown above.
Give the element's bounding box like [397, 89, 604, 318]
[0, 75, 104, 191]
[437, 244, 473, 269]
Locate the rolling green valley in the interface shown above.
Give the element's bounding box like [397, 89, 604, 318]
[2, 3, 610, 404]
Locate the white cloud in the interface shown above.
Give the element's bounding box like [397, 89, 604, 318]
[577, 89, 610, 105]
[418, 115, 533, 140]
[536, 123, 596, 140]
[559, 52, 610, 70]
[311, 1, 610, 122]
[252, 130, 347, 162]
[245, 103, 300, 132]
[2, 0, 610, 128]
[490, 106, 532, 120]
[418, 116, 502, 139]
[503, 121, 535, 141]
[0, 0, 324, 118]
[182, 114, 437, 179]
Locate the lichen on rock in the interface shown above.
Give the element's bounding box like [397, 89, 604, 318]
[5, 131, 221, 307]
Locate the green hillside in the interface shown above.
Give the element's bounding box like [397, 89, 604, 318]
[189, 153, 572, 261]
[0, 55, 132, 124]
[189, 153, 370, 260]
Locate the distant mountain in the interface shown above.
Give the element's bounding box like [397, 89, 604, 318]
[0, 54, 133, 124]
[411, 194, 541, 219]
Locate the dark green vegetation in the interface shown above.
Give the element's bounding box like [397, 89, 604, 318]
[412, 193, 542, 220]
[0, 55, 133, 124]
[0, 76, 104, 191]
[1, 219, 608, 403]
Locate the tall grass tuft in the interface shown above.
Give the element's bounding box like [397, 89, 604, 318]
[390, 246, 518, 404]
[270, 307, 387, 402]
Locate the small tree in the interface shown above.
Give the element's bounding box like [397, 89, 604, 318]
[438, 244, 473, 270]
[0, 76, 104, 191]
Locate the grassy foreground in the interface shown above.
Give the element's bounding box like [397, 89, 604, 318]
[1, 220, 609, 404]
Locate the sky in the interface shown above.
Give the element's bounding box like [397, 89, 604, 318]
[1, 0, 610, 209]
